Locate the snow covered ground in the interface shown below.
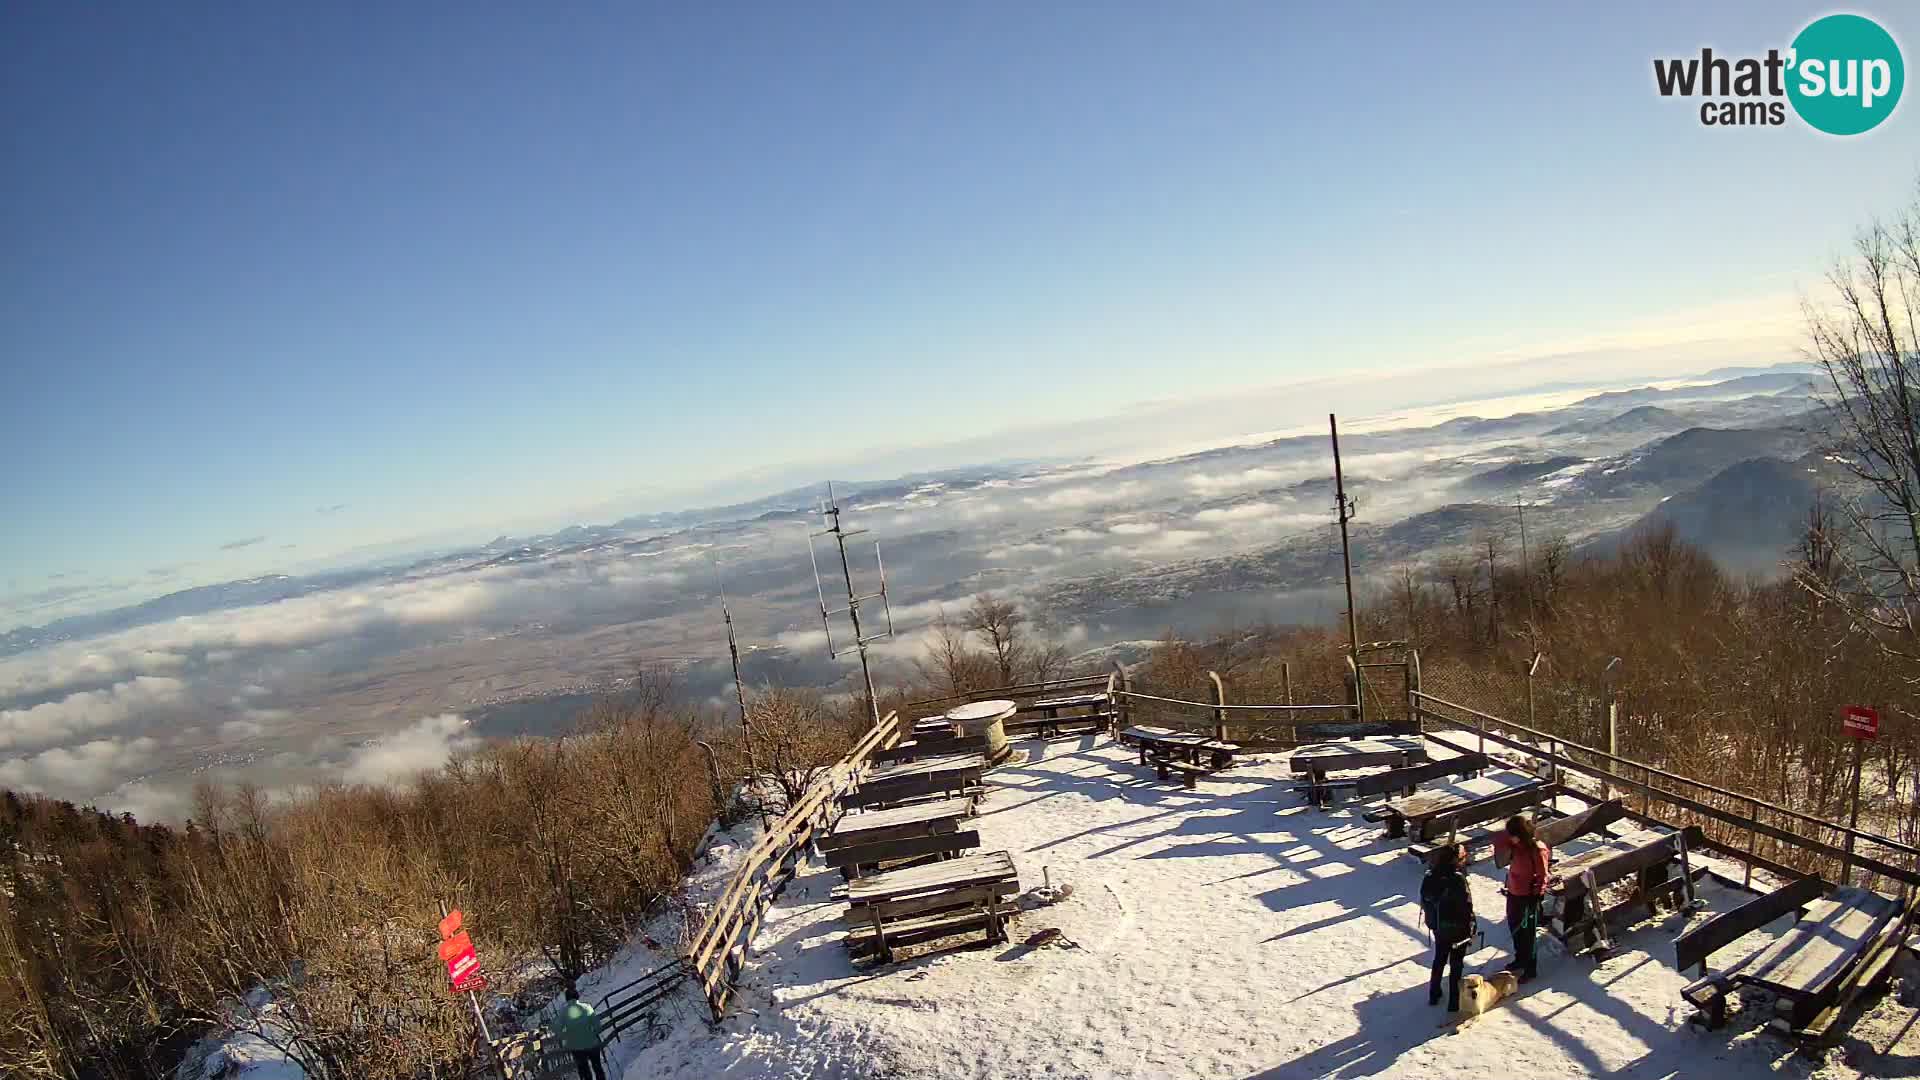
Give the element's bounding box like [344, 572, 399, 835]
[617, 736, 1920, 1079]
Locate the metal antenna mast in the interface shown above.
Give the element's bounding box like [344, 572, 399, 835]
[807, 482, 895, 727]
[1330, 414, 1363, 724]
[716, 573, 754, 755]
[1517, 496, 1537, 643]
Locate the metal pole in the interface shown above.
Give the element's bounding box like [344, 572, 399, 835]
[1330, 413, 1363, 725]
[1517, 497, 1536, 643]
[1845, 734, 1865, 887]
[1602, 657, 1621, 802]
[441, 900, 500, 1074]
[1209, 671, 1227, 743]
[831, 510, 883, 728]
[1743, 797, 1759, 890]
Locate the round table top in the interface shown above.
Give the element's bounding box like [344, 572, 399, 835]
[945, 698, 1016, 722]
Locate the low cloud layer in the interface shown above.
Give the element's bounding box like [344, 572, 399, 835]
[341, 714, 478, 786]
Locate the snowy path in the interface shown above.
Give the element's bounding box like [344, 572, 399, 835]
[619, 737, 1905, 1079]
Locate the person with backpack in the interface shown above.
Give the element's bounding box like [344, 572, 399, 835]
[555, 985, 607, 1080]
[1419, 841, 1475, 1011]
[1494, 814, 1552, 982]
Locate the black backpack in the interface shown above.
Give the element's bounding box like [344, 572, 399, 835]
[1421, 869, 1473, 939]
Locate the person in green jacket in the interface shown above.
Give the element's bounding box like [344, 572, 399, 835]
[555, 985, 607, 1080]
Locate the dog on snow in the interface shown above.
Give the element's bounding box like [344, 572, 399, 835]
[1457, 971, 1520, 1019]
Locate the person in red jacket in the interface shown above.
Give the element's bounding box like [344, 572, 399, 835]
[1494, 814, 1551, 982]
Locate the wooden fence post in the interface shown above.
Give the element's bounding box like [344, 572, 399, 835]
[1209, 671, 1227, 743]
[1404, 650, 1421, 735]
[1110, 660, 1131, 736]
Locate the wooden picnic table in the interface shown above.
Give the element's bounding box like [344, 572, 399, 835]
[845, 850, 1019, 908]
[1549, 826, 1701, 955]
[819, 796, 974, 852]
[1120, 726, 1239, 768]
[1289, 737, 1427, 774]
[842, 753, 988, 810]
[1741, 887, 1899, 1005]
[863, 752, 986, 787]
[1678, 881, 1913, 1037]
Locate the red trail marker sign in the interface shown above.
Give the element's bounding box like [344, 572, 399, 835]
[1843, 705, 1881, 739]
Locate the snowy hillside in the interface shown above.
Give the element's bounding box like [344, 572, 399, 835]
[609, 739, 1918, 1079]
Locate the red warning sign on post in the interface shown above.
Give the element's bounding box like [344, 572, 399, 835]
[1843, 705, 1881, 739]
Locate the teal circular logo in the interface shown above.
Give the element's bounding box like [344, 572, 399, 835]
[1787, 14, 1904, 135]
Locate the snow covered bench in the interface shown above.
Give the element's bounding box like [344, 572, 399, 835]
[842, 850, 1021, 964]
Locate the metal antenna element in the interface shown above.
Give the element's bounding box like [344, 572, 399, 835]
[806, 482, 894, 726]
[1329, 413, 1363, 725]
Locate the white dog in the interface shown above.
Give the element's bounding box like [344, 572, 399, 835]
[1458, 970, 1521, 1019]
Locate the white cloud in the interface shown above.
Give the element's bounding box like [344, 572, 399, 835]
[103, 779, 193, 823]
[1108, 522, 1160, 536]
[1056, 528, 1102, 542]
[0, 676, 187, 753]
[1022, 482, 1144, 510]
[1194, 502, 1283, 523]
[0, 736, 161, 794]
[775, 628, 830, 653]
[984, 542, 1064, 561]
[1186, 467, 1311, 495]
[340, 714, 478, 786]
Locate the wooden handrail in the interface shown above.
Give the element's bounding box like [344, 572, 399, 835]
[684, 709, 903, 1017]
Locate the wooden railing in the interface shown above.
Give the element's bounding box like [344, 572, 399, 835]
[1411, 690, 1920, 889]
[684, 710, 905, 1020]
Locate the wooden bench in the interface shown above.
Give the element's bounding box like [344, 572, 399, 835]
[1155, 758, 1210, 789]
[823, 829, 981, 879]
[1675, 880, 1910, 1038]
[1350, 754, 1489, 801]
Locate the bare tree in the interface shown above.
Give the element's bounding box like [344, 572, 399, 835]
[965, 594, 1027, 686]
[1800, 179, 1920, 694]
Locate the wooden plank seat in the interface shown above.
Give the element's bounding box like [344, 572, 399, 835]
[823, 830, 981, 878]
[845, 752, 988, 809]
[844, 882, 1011, 962]
[1369, 775, 1550, 842]
[1154, 758, 1210, 789]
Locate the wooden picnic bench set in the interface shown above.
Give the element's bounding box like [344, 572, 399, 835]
[1676, 873, 1917, 1041]
[1116, 725, 1241, 788]
[815, 723, 1024, 964]
[820, 795, 1020, 964]
[1003, 691, 1115, 739]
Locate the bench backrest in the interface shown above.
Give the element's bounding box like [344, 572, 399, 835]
[1352, 754, 1486, 800]
[823, 829, 982, 870]
[1495, 799, 1625, 867]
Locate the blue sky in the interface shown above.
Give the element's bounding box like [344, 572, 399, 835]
[3, 2, 1916, 618]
